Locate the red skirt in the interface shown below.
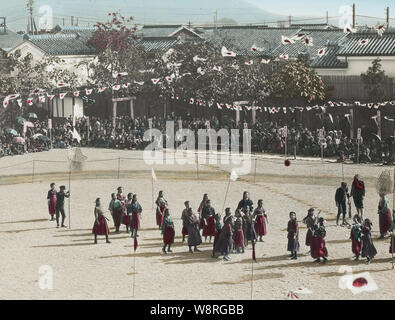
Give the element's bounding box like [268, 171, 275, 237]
[351, 237, 361, 255]
[182, 225, 188, 236]
[305, 229, 313, 246]
[92, 215, 109, 236]
[234, 229, 245, 248]
[254, 215, 266, 236]
[122, 214, 131, 226]
[113, 208, 122, 228]
[379, 209, 392, 235]
[163, 226, 175, 245]
[48, 196, 56, 216]
[199, 218, 205, 230]
[130, 211, 140, 229]
[156, 206, 165, 227]
[202, 216, 216, 237]
[311, 236, 328, 258]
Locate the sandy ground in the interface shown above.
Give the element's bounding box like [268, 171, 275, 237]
[0, 148, 394, 300]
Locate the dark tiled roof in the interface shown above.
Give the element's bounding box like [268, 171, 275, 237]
[290, 24, 340, 30]
[337, 30, 395, 56]
[136, 37, 179, 52]
[27, 33, 95, 55]
[203, 26, 300, 56]
[310, 44, 348, 68]
[270, 29, 348, 59]
[0, 29, 23, 51]
[136, 25, 183, 37]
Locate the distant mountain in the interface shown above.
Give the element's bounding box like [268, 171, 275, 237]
[1, 0, 289, 32]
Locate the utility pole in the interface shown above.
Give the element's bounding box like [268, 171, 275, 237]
[215, 9, 218, 29]
[352, 3, 355, 29]
[71, 16, 74, 26]
[26, 0, 36, 34]
[76, 17, 79, 26]
[386, 7, 390, 29]
[63, 17, 65, 26]
[326, 11, 328, 25]
[288, 15, 292, 27]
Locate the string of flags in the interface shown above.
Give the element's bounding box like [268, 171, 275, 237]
[1, 23, 389, 110]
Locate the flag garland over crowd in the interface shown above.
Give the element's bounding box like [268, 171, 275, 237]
[1, 20, 392, 114]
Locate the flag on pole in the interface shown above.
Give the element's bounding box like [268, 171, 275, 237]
[152, 168, 157, 181]
[230, 170, 238, 181]
[134, 235, 138, 252]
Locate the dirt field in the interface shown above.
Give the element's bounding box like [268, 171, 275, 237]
[0, 148, 394, 300]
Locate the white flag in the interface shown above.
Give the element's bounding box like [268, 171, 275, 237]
[72, 128, 81, 143]
[230, 170, 238, 181]
[151, 168, 157, 181]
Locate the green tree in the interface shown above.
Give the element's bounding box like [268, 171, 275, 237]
[361, 58, 385, 100]
[269, 60, 325, 103]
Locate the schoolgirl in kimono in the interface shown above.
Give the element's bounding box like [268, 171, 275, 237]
[212, 213, 222, 258]
[198, 193, 208, 231]
[350, 215, 362, 260]
[378, 193, 393, 239]
[361, 219, 377, 265]
[311, 217, 328, 263]
[155, 190, 168, 229]
[130, 194, 142, 238]
[287, 212, 299, 260]
[123, 193, 133, 233]
[161, 209, 175, 254]
[108, 193, 122, 233]
[47, 182, 57, 221]
[181, 201, 190, 242]
[253, 199, 268, 242]
[92, 198, 111, 244]
[233, 217, 245, 253]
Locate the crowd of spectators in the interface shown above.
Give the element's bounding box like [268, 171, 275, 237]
[0, 113, 393, 164]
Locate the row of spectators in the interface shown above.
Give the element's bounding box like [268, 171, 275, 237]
[0, 113, 393, 164]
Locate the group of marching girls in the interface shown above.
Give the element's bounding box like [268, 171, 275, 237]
[91, 186, 143, 244]
[46, 182, 70, 228]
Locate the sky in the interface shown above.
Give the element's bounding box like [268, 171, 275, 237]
[1, 0, 393, 31]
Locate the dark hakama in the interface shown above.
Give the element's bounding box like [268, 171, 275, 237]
[390, 236, 395, 254]
[156, 205, 165, 227]
[305, 229, 313, 246]
[199, 218, 205, 230]
[311, 236, 328, 258]
[350, 229, 361, 255]
[361, 227, 377, 259]
[112, 207, 123, 228]
[213, 229, 221, 248]
[246, 220, 257, 242]
[379, 209, 392, 235]
[234, 229, 245, 248]
[130, 211, 140, 230]
[182, 226, 188, 236]
[287, 220, 299, 252]
[254, 215, 266, 236]
[202, 216, 216, 237]
[163, 226, 175, 245]
[92, 215, 109, 236]
[214, 224, 233, 255]
[187, 224, 202, 247]
[47, 190, 56, 216]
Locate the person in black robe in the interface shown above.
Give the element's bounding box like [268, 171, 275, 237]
[185, 208, 202, 253]
[55, 185, 70, 228]
[335, 182, 350, 225]
[287, 212, 300, 260]
[361, 219, 377, 265]
[237, 191, 253, 212]
[214, 215, 233, 261]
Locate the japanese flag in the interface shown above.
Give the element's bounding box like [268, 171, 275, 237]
[57, 83, 68, 88]
[113, 71, 128, 78]
[7, 94, 19, 100]
[217, 103, 223, 110]
[112, 85, 121, 91]
[281, 36, 295, 45]
[261, 58, 271, 64]
[304, 36, 313, 46]
[317, 48, 326, 57]
[251, 44, 264, 52]
[39, 96, 46, 103]
[59, 93, 67, 100]
[122, 82, 130, 88]
[221, 46, 236, 57]
[85, 89, 93, 95]
[358, 39, 369, 46]
[3, 99, 9, 108]
[376, 25, 385, 36]
[27, 98, 33, 106]
[245, 60, 253, 66]
[344, 26, 356, 33]
[279, 54, 289, 60]
[189, 98, 194, 105]
[98, 87, 106, 93]
[73, 91, 80, 97]
[197, 67, 205, 75]
[151, 79, 160, 85]
[47, 94, 55, 100]
[213, 66, 222, 72]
